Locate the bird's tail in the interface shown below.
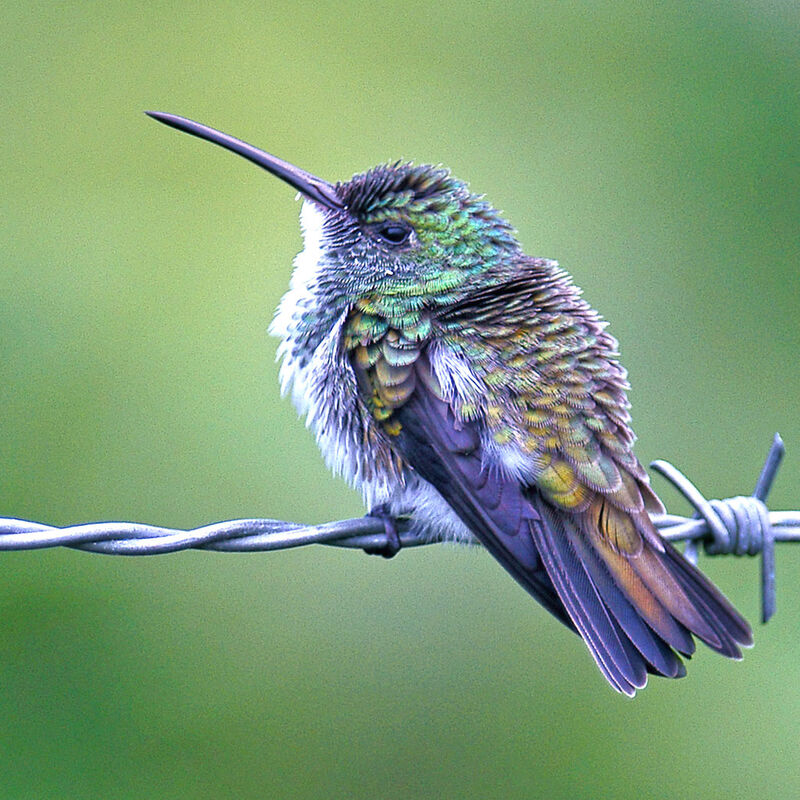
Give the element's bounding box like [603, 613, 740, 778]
[529, 493, 752, 695]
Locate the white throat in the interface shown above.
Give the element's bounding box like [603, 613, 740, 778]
[269, 200, 331, 410]
[269, 200, 327, 343]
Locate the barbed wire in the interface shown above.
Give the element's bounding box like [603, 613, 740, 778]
[1, 435, 796, 623]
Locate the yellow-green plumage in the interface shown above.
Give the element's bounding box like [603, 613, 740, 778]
[335, 164, 751, 693]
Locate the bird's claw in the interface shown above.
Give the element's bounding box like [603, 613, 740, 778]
[364, 504, 401, 558]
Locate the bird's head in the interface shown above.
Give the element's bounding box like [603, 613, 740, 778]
[147, 113, 521, 311]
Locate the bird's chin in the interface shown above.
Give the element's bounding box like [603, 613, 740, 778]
[299, 198, 327, 244]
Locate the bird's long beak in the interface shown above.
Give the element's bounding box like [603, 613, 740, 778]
[146, 111, 343, 211]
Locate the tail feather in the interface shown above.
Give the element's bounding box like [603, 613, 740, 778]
[529, 511, 647, 695]
[566, 515, 687, 678]
[583, 519, 697, 656]
[528, 489, 751, 692]
[627, 537, 723, 650]
[661, 542, 753, 654]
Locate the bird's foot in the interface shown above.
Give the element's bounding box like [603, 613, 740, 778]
[364, 504, 401, 559]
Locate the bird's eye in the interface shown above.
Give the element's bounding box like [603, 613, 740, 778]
[375, 222, 412, 246]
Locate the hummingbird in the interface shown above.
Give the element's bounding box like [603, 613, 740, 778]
[147, 111, 752, 694]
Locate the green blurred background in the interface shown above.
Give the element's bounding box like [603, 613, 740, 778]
[3, 2, 799, 798]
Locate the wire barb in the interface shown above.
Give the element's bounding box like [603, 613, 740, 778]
[650, 434, 784, 623]
[1, 436, 796, 622]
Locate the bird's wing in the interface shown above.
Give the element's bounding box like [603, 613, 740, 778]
[344, 278, 751, 694]
[346, 318, 574, 631]
[393, 364, 664, 694]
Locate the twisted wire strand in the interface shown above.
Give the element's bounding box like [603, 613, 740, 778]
[1, 436, 794, 621]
